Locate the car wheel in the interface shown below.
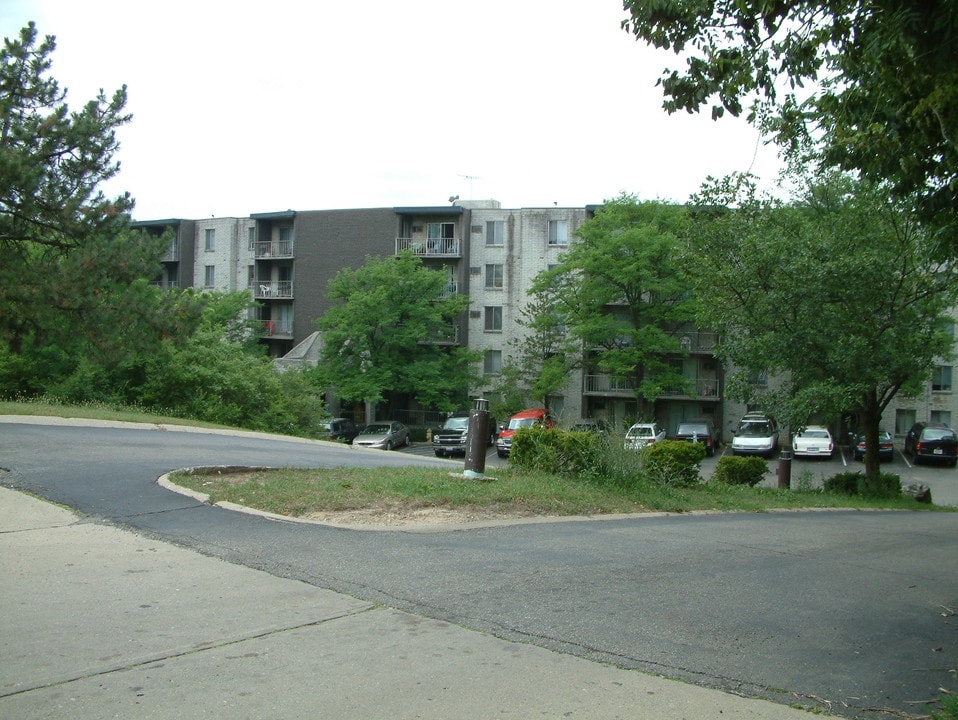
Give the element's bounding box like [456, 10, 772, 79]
[434, 451, 443, 457]
[405, 435, 411, 447]
[497, 451, 507, 458]
[385, 440, 393, 451]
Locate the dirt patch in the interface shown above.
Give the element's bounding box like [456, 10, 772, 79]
[302, 504, 538, 527]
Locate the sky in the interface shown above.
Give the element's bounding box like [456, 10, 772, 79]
[1, 0, 784, 221]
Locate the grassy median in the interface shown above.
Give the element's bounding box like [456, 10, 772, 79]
[169, 464, 943, 519]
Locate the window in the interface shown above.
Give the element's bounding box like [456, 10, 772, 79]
[485, 264, 503, 289]
[930, 410, 952, 426]
[204, 228, 215, 252]
[895, 409, 916, 435]
[486, 220, 504, 246]
[484, 306, 502, 332]
[247, 265, 255, 287]
[204, 265, 215, 288]
[932, 365, 953, 392]
[483, 350, 502, 375]
[548, 220, 569, 246]
[247, 227, 255, 251]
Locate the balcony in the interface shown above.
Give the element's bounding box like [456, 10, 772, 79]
[583, 374, 721, 400]
[421, 324, 460, 345]
[259, 320, 293, 338]
[252, 281, 293, 299]
[668, 330, 718, 354]
[254, 239, 294, 258]
[583, 374, 637, 396]
[162, 242, 178, 262]
[660, 378, 721, 400]
[396, 237, 461, 257]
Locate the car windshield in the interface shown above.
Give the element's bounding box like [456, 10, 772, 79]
[628, 426, 654, 437]
[738, 422, 771, 436]
[924, 428, 956, 441]
[509, 417, 539, 430]
[442, 418, 470, 430]
[800, 430, 830, 439]
[361, 424, 391, 434]
[678, 424, 708, 434]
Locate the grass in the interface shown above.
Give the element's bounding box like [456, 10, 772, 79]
[169, 464, 944, 520]
[0, 399, 235, 430]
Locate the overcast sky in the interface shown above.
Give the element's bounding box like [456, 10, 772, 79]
[2, 0, 783, 220]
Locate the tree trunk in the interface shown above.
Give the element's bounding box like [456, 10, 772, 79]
[860, 392, 882, 490]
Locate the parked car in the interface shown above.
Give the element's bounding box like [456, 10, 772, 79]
[432, 413, 498, 457]
[353, 421, 410, 450]
[323, 417, 362, 444]
[731, 413, 779, 458]
[848, 428, 894, 461]
[624, 422, 666, 451]
[496, 408, 554, 458]
[671, 418, 720, 456]
[903, 422, 958, 466]
[792, 425, 834, 458]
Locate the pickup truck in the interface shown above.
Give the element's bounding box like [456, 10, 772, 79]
[433, 414, 498, 457]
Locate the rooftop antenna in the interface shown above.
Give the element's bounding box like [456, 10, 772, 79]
[459, 174, 483, 199]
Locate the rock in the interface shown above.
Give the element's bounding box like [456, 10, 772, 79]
[901, 482, 932, 503]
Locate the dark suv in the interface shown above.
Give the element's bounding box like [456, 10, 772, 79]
[904, 422, 958, 466]
[323, 418, 362, 444]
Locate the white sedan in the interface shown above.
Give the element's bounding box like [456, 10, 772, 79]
[792, 426, 834, 458]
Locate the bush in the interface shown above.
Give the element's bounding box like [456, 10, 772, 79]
[823, 471, 901, 499]
[711, 456, 768, 487]
[640, 440, 706, 487]
[510, 427, 603, 476]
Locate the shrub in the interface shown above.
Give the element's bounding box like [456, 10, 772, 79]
[640, 440, 706, 487]
[711, 456, 768, 487]
[823, 471, 901, 499]
[510, 427, 603, 476]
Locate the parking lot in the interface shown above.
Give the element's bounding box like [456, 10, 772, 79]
[401, 441, 958, 506]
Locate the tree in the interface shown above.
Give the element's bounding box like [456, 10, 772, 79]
[315, 251, 479, 412]
[0, 23, 209, 393]
[529, 195, 694, 419]
[506, 281, 580, 412]
[621, 0, 958, 236]
[685, 172, 958, 487]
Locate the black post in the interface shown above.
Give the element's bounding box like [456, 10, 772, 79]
[464, 398, 490, 477]
[777, 449, 792, 489]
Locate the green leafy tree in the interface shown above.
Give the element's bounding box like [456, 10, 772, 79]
[315, 251, 479, 412]
[508, 281, 580, 411]
[530, 195, 694, 418]
[0, 23, 202, 387]
[686, 172, 958, 487]
[621, 0, 958, 234]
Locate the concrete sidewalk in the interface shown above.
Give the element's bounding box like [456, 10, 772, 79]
[0, 486, 825, 719]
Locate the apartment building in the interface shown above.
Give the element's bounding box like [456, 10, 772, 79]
[134, 202, 956, 441]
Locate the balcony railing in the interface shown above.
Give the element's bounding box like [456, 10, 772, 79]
[259, 320, 294, 338]
[396, 237, 461, 257]
[438, 281, 458, 299]
[162, 242, 178, 262]
[251, 281, 293, 299]
[584, 374, 721, 400]
[254, 240, 294, 258]
[668, 330, 718, 353]
[421, 324, 460, 345]
[660, 378, 721, 399]
[584, 374, 637, 395]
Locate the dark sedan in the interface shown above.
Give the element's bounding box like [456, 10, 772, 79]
[671, 418, 720, 457]
[849, 429, 895, 462]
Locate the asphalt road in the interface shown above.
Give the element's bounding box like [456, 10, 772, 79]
[1, 420, 956, 719]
